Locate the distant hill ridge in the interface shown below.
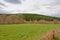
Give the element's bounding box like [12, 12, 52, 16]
[23, 14, 60, 21]
[0, 14, 60, 24]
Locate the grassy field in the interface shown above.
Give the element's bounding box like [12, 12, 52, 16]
[0, 24, 60, 40]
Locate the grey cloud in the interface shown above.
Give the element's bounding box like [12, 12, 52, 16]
[0, 7, 3, 9]
[4, 0, 21, 4]
[54, 0, 60, 4]
[41, 0, 60, 6]
[0, 10, 10, 14]
[51, 0, 60, 6]
[50, 14, 60, 17]
[0, 2, 6, 7]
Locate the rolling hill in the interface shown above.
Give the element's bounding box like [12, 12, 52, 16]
[0, 14, 60, 24]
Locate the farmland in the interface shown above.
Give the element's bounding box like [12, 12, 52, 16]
[0, 24, 60, 40]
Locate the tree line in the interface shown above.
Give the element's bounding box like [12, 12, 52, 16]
[23, 14, 60, 21]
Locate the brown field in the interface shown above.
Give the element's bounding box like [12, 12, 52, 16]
[37, 29, 60, 40]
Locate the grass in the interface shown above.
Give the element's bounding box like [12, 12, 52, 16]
[0, 24, 60, 40]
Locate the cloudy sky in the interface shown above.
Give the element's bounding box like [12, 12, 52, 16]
[0, 0, 60, 17]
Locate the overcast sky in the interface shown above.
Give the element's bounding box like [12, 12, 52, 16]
[0, 0, 60, 17]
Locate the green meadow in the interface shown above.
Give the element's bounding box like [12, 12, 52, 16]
[0, 24, 60, 40]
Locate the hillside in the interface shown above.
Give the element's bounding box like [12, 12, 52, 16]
[23, 14, 60, 21]
[0, 14, 60, 24]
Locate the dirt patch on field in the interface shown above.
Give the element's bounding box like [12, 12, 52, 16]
[37, 29, 60, 40]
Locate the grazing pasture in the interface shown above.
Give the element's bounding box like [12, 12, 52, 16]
[0, 24, 60, 40]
